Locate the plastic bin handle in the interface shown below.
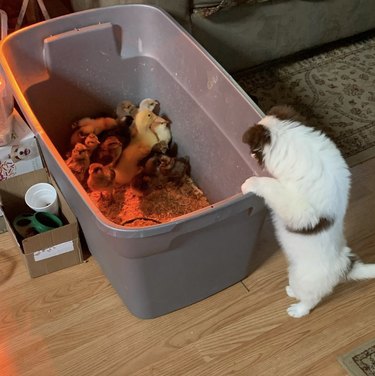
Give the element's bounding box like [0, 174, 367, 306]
[171, 193, 265, 236]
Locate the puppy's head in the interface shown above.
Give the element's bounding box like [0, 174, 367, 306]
[242, 123, 271, 166]
[243, 105, 305, 166]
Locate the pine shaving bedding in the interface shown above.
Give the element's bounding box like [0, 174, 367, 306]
[65, 99, 211, 227]
[89, 177, 210, 227]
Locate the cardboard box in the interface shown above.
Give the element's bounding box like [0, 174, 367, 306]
[0, 109, 44, 232]
[0, 168, 83, 277]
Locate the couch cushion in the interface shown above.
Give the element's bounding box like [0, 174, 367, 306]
[191, 0, 375, 71]
[193, 0, 271, 17]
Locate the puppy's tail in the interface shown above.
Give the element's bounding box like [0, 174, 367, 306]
[347, 262, 375, 280]
[345, 247, 375, 280]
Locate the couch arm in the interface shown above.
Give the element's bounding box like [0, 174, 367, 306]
[70, 0, 192, 30]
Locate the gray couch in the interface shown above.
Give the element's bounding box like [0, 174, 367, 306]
[70, 0, 375, 72]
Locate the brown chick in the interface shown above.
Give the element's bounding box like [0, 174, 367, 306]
[65, 143, 90, 183]
[115, 100, 138, 119]
[115, 98, 159, 120]
[131, 154, 161, 192]
[87, 163, 116, 200]
[159, 155, 191, 186]
[100, 117, 132, 148]
[70, 117, 117, 146]
[139, 154, 190, 190]
[84, 133, 100, 157]
[97, 136, 123, 165]
[143, 155, 162, 176]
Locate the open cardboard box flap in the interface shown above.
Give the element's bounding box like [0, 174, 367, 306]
[0, 168, 83, 277]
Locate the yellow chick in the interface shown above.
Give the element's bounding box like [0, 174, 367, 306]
[87, 163, 116, 199]
[65, 143, 90, 183]
[131, 109, 167, 150]
[112, 109, 168, 186]
[113, 143, 150, 186]
[70, 117, 117, 146]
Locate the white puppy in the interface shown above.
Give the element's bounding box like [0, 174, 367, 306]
[241, 105, 375, 318]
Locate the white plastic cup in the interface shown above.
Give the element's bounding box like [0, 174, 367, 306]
[25, 183, 59, 215]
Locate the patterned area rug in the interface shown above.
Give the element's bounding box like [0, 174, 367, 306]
[338, 338, 375, 375]
[235, 33, 375, 167]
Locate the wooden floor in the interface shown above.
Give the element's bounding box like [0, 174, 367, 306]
[1, 157, 375, 376]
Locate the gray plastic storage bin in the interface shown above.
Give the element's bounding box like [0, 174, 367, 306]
[0, 5, 267, 319]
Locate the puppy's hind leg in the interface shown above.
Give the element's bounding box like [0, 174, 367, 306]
[286, 272, 333, 318]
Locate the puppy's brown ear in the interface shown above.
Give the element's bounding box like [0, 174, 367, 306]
[242, 124, 271, 165]
[242, 124, 270, 151]
[268, 105, 306, 123]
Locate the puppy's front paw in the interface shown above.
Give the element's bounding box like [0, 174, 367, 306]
[287, 303, 310, 318]
[241, 176, 259, 195]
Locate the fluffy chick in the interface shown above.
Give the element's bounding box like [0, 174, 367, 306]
[87, 163, 116, 200]
[141, 154, 190, 189]
[139, 98, 159, 113]
[115, 98, 159, 120]
[150, 119, 171, 154]
[100, 117, 131, 148]
[97, 136, 123, 166]
[70, 117, 117, 146]
[65, 143, 90, 183]
[131, 109, 167, 151]
[115, 100, 138, 119]
[159, 155, 190, 185]
[143, 155, 162, 176]
[131, 154, 160, 191]
[113, 143, 151, 186]
[151, 120, 171, 142]
[84, 133, 100, 157]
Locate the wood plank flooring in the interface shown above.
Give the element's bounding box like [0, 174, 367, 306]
[0, 157, 374, 376]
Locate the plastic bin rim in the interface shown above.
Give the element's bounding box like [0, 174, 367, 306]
[0, 3, 266, 240]
[92, 192, 261, 238]
[1, 4, 179, 39]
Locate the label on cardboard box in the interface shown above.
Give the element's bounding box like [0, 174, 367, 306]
[33, 240, 75, 261]
[0, 110, 43, 181]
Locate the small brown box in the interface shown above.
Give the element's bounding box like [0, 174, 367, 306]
[0, 168, 83, 277]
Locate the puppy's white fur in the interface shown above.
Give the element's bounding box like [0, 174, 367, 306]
[241, 111, 375, 318]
